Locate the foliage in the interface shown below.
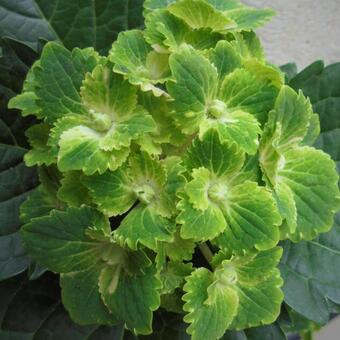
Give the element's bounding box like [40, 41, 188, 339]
[1, 0, 340, 339]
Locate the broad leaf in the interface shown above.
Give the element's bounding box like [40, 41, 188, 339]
[82, 165, 135, 216]
[0, 232, 29, 281]
[114, 205, 174, 250]
[179, 131, 281, 251]
[214, 181, 281, 253]
[21, 206, 110, 273]
[177, 192, 227, 242]
[61, 266, 116, 325]
[168, 0, 236, 33]
[280, 213, 340, 324]
[9, 43, 99, 123]
[0, 0, 144, 54]
[276, 147, 339, 241]
[0, 144, 38, 280]
[183, 248, 283, 339]
[185, 130, 245, 178]
[168, 45, 276, 154]
[109, 30, 171, 96]
[99, 265, 161, 334]
[183, 267, 238, 340]
[260, 85, 340, 241]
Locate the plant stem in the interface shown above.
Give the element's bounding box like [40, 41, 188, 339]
[301, 330, 314, 340]
[199, 243, 214, 263]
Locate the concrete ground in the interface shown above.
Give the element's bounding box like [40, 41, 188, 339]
[244, 0, 340, 70]
[244, 1, 340, 339]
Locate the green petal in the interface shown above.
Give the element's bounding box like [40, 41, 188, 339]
[57, 125, 130, 175]
[98, 106, 157, 151]
[144, 0, 177, 11]
[21, 206, 110, 273]
[159, 227, 195, 262]
[24, 123, 56, 166]
[145, 9, 222, 53]
[230, 248, 283, 329]
[262, 86, 313, 154]
[185, 129, 245, 177]
[81, 64, 137, 118]
[185, 167, 212, 211]
[82, 164, 135, 217]
[167, 44, 218, 134]
[12, 43, 99, 123]
[277, 147, 340, 241]
[227, 8, 275, 31]
[99, 265, 161, 334]
[109, 30, 171, 96]
[168, 0, 236, 33]
[230, 32, 265, 61]
[210, 40, 242, 79]
[199, 109, 261, 155]
[219, 67, 279, 124]
[160, 261, 193, 294]
[183, 248, 283, 338]
[183, 267, 238, 340]
[177, 193, 226, 242]
[114, 205, 174, 250]
[215, 181, 281, 253]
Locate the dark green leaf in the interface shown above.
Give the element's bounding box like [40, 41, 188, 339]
[0, 232, 30, 281]
[1, 272, 60, 334]
[280, 213, 340, 324]
[0, 0, 144, 54]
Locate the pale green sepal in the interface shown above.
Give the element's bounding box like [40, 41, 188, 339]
[82, 165, 135, 217]
[215, 181, 281, 253]
[81, 64, 137, 118]
[57, 125, 130, 175]
[277, 147, 340, 241]
[8, 92, 40, 117]
[219, 67, 278, 124]
[210, 40, 242, 79]
[185, 168, 211, 211]
[227, 8, 276, 31]
[185, 129, 245, 177]
[177, 193, 226, 242]
[109, 30, 171, 96]
[114, 205, 174, 251]
[24, 123, 56, 166]
[168, 0, 236, 33]
[167, 44, 218, 134]
[199, 109, 261, 155]
[182, 267, 238, 340]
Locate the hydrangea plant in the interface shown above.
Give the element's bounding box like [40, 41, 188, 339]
[8, 0, 340, 339]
